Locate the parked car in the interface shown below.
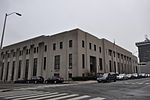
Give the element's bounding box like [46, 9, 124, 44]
[139, 73, 146, 78]
[97, 72, 117, 83]
[126, 74, 133, 79]
[132, 73, 139, 79]
[117, 74, 128, 80]
[45, 76, 64, 84]
[14, 78, 27, 83]
[27, 76, 44, 84]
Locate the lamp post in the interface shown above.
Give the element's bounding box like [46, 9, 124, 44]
[0, 12, 21, 80]
[0, 12, 22, 48]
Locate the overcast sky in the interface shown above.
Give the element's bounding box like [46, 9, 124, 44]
[0, 0, 150, 57]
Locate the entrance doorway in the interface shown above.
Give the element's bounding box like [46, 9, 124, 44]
[90, 56, 97, 75]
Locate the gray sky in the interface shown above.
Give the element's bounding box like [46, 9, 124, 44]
[0, 0, 150, 57]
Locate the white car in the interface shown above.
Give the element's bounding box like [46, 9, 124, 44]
[117, 74, 128, 80]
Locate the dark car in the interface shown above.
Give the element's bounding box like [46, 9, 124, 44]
[97, 72, 117, 83]
[27, 76, 44, 84]
[45, 76, 64, 84]
[14, 78, 27, 84]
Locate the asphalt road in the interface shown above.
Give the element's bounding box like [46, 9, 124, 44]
[0, 78, 150, 100]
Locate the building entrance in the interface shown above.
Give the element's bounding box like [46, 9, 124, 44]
[90, 56, 97, 75]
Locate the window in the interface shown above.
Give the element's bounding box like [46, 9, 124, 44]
[99, 58, 103, 70]
[45, 45, 47, 52]
[109, 49, 112, 56]
[117, 53, 120, 58]
[69, 54, 72, 69]
[114, 61, 116, 72]
[89, 43, 92, 49]
[33, 58, 37, 76]
[25, 59, 29, 79]
[82, 40, 84, 48]
[69, 40, 72, 48]
[53, 43, 56, 50]
[19, 50, 22, 56]
[6, 62, 9, 81]
[54, 73, 59, 77]
[113, 51, 115, 57]
[69, 73, 72, 78]
[44, 57, 46, 70]
[94, 44, 96, 51]
[0, 63, 4, 80]
[54, 55, 60, 70]
[26, 49, 29, 54]
[18, 60, 22, 78]
[34, 47, 36, 53]
[121, 54, 123, 59]
[99, 47, 101, 53]
[37, 47, 38, 53]
[109, 60, 112, 72]
[60, 42, 63, 49]
[82, 54, 85, 68]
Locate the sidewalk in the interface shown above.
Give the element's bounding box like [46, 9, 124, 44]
[65, 80, 97, 84]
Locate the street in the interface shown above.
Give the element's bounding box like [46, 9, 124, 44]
[0, 78, 150, 100]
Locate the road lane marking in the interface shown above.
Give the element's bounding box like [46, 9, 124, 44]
[90, 97, 105, 100]
[47, 94, 79, 100]
[0, 91, 45, 97]
[5, 92, 46, 99]
[12, 92, 58, 100]
[67, 95, 90, 100]
[32, 93, 68, 100]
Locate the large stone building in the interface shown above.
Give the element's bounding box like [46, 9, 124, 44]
[0, 29, 138, 81]
[136, 37, 150, 74]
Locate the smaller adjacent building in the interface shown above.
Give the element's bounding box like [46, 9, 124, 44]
[136, 37, 150, 74]
[0, 28, 138, 82]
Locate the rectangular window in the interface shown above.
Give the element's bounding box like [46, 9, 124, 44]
[34, 47, 36, 53]
[82, 40, 84, 48]
[114, 61, 116, 73]
[109, 60, 112, 72]
[53, 43, 56, 50]
[89, 43, 92, 49]
[26, 49, 29, 54]
[54, 73, 60, 77]
[109, 49, 112, 56]
[45, 45, 47, 52]
[33, 58, 37, 76]
[44, 57, 46, 70]
[82, 54, 85, 68]
[113, 51, 115, 57]
[60, 42, 63, 49]
[99, 58, 103, 70]
[18, 60, 22, 78]
[54, 55, 60, 70]
[94, 44, 96, 51]
[10, 64, 14, 83]
[37, 47, 38, 53]
[6, 62, 9, 81]
[25, 59, 29, 79]
[69, 40, 72, 48]
[99, 47, 101, 53]
[117, 53, 120, 58]
[69, 73, 72, 78]
[0, 63, 4, 80]
[19, 51, 22, 56]
[69, 54, 72, 69]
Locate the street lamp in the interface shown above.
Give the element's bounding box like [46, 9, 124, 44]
[0, 12, 22, 48]
[0, 12, 21, 80]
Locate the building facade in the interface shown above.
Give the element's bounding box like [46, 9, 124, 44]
[136, 38, 150, 74]
[0, 29, 138, 81]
